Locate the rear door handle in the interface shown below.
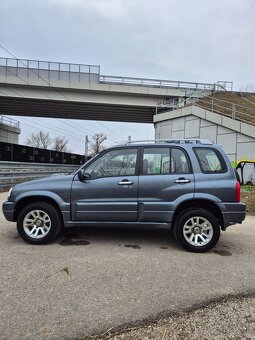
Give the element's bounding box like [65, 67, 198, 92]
[118, 180, 134, 185]
[175, 178, 190, 184]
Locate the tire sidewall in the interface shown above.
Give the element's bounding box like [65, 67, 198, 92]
[174, 208, 220, 252]
[17, 202, 61, 244]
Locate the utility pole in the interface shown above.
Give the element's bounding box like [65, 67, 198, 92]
[85, 135, 89, 158]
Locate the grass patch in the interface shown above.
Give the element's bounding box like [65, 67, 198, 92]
[241, 186, 255, 215]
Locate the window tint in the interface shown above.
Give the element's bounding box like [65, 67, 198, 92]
[84, 148, 137, 179]
[142, 148, 170, 175]
[171, 148, 190, 173]
[194, 148, 226, 173]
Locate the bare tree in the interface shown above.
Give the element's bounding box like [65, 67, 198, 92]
[89, 133, 107, 156]
[26, 131, 52, 149]
[52, 136, 70, 152]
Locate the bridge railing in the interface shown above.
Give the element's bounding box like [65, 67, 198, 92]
[0, 115, 20, 129]
[0, 57, 100, 83]
[0, 57, 233, 91]
[99, 75, 232, 91]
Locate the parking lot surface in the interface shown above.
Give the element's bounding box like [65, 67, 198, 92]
[0, 192, 254, 339]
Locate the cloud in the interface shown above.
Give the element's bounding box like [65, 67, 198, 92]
[1, 0, 254, 150]
[1, 0, 254, 85]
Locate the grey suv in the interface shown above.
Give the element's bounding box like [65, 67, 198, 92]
[2, 139, 246, 252]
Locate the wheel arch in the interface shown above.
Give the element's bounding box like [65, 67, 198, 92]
[172, 199, 224, 230]
[13, 195, 63, 222]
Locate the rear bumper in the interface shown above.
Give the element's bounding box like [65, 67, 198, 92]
[218, 202, 246, 230]
[2, 201, 15, 222]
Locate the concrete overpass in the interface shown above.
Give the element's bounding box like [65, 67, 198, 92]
[0, 57, 231, 123]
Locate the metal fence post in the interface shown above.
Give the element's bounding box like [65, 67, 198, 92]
[27, 60, 29, 81]
[232, 104, 236, 119]
[48, 62, 50, 84]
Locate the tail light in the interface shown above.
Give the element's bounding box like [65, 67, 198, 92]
[236, 181, 241, 202]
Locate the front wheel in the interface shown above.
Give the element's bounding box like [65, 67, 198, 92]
[174, 209, 220, 252]
[17, 202, 62, 244]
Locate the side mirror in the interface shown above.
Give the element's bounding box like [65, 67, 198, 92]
[78, 170, 85, 181]
[78, 170, 91, 181]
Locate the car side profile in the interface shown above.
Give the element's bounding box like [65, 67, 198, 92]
[2, 139, 246, 252]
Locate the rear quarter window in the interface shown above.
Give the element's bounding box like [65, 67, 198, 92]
[194, 147, 227, 173]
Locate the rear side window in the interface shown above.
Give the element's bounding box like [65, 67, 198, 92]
[142, 147, 190, 175]
[142, 148, 170, 175]
[194, 148, 227, 173]
[171, 148, 190, 174]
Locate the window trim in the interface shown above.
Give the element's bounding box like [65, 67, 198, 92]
[193, 147, 227, 174]
[82, 147, 139, 179]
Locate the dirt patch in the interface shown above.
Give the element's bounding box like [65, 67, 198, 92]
[124, 245, 141, 249]
[213, 249, 232, 256]
[59, 239, 90, 246]
[241, 188, 255, 215]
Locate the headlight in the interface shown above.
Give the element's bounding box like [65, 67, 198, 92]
[7, 187, 13, 199]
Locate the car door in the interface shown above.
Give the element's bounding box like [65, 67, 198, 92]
[71, 147, 139, 222]
[138, 146, 194, 223]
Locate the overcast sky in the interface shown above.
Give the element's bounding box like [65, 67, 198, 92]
[1, 0, 254, 153]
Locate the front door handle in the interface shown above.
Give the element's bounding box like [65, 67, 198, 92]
[175, 177, 190, 184]
[118, 180, 134, 185]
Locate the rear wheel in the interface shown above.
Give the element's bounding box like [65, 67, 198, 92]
[174, 209, 220, 252]
[17, 202, 62, 244]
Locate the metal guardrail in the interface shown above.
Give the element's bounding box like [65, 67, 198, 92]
[0, 115, 20, 128]
[0, 161, 79, 192]
[156, 88, 211, 113]
[0, 57, 233, 91]
[196, 97, 255, 122]
[0, 57, 100, 75]
[99, 75, 228, 91]
[156, 91, 255, 125]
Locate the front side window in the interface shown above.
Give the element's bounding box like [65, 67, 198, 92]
[84, 148, 137, 179]
[194, 147, 227, 173]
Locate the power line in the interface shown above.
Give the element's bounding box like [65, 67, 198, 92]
[18, 117, 84, 143]
[0, 44, 123, 141]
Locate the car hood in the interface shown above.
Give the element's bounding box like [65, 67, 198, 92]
[10, 173, 75, 197]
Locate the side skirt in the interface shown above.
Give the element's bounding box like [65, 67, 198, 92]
[64, 221, 172, 230]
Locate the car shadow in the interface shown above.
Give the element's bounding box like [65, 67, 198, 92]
[59, 226, 179, 250]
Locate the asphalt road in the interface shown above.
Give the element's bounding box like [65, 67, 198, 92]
[0, 192, 254, 340]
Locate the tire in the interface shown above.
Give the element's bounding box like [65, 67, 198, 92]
[174, 209, 220, 253]
[17, 202, 62, 245]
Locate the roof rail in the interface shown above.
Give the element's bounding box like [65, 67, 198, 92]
[124, 139, 213, 145]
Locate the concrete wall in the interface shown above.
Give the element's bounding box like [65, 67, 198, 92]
[0, 123, 20, 144]
[155, 114, 255, 164]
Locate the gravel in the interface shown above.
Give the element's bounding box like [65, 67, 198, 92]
[87, 295, 255, 340]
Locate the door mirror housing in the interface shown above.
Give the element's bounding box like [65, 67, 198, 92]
[78, 170, 91, 181]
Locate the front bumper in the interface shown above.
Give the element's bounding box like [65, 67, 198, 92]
[2, 201, 15, 222]
[218, 202, 246, 230]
